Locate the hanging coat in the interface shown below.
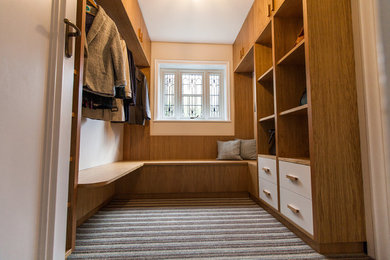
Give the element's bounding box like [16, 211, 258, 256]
[128, 68, 151, 125]
[83, 6, 126, 97]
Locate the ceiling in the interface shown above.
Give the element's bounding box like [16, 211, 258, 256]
[138, 0, 254, 44]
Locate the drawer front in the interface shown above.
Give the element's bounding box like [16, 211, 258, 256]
[280, 187, 313, 235]
[279, 161, 312, 199]
[259, 178, 278, 210]
[258, 157, 277, 184]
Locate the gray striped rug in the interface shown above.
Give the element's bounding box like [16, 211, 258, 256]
[69, 197, 370, 259]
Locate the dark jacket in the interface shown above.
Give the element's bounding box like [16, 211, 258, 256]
[128, 69, 151, 125]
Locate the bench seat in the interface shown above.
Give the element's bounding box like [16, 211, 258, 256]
[78, 160, 254, 188]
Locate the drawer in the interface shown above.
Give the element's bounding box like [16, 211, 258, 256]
[279, 161, 312, 199]
[280, 187, 313, 235]
[259, 178, 278, 210]
[258, 157, 277, 184]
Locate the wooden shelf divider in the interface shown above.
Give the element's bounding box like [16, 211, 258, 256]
[279, 104, 308, 117]
[258, 154, 277, 160]
[257, 67, 274, 84]
[279, 157, 310, 166]
[277, 40, 305, 65]
[256, 20, 272, 47]
[259, 114, 275, 122]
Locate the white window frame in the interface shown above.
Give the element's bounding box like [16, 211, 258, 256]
[156, 60, 230, 122]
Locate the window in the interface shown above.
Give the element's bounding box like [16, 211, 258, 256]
[157, 62, 229, 121]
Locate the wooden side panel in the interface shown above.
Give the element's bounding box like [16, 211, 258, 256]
[123, 68, 254, 160]
[115, 165, 248, 196]
[76, 184, 115, 226]
[247, 161, 259, 199]
[304, 0, 365, 243]
[66, 0, 85, 252]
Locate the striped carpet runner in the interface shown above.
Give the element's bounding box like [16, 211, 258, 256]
[69, 197, 370, 259]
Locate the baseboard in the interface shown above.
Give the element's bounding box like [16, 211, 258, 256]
[115, 192, 250, 200]
[76, 195, 114, 227]
[249, 194, 365, 255]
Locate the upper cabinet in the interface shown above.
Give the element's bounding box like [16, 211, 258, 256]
[97, 0, 151, 67]
[253, 0, 270, 39]
[234, 0, 285, 71]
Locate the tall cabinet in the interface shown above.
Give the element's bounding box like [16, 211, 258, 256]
[234, 0, 365, 254]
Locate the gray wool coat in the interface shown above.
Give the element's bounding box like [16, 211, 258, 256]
[83, 7, 126, 96]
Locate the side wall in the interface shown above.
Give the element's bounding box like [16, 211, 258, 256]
[79, 119, 123, 170]
[0, 0, 53, 259]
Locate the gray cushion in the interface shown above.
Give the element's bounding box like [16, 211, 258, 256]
[217, 140, 242, 160]
[239, 139, 257, 160]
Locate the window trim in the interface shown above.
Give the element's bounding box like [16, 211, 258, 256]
[155, 60, 231, 122]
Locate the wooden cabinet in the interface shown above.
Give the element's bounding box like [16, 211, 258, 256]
[253, 0, 270, 39]
[97, 0, 151, 67]
[252, 0, 365, 254]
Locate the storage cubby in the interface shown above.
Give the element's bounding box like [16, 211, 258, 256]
[257, 119, 276, 156]
[277, 113, 310, 160]
[273, 0, 304, 62]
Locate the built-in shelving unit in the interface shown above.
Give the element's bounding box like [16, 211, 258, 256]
[250, 0, 364, 254]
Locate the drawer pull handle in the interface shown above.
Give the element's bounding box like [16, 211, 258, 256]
[286, 174, 299, 182]
[287, 204, 300, 214]
[263, 189, 271, 197]
[262, 167, 271, 174]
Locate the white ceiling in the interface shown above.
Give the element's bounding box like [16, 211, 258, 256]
[138, 0, 254, 44]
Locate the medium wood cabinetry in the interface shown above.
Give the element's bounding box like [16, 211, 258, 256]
[97, 0, 151, 66]
[235, 0, 365, 254]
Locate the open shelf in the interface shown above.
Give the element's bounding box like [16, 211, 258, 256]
[258, 154, 277, 160]
[274, 0, 303, 18]
[280, 104, 308, 117]
[279, 157, 310, 166]
[256, 20, 272, 48]
[258, 67, 273, 84]
[277, 40, 305, 65]
[235, 46, 254, 73]
[259, 114, 275, 123]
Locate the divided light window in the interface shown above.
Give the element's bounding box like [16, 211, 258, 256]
[159, 68, 226, 121]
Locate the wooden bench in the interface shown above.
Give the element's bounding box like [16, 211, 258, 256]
[76, 160, 257, 226]
[78, 160, 254, 188]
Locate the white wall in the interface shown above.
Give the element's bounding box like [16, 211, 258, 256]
[352, 0, 390, 258]
[150, 42, 235, 136]
[0, 0, 53, 259]
[79, 119, 123, 170]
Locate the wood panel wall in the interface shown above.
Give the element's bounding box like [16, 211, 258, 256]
[123, 70, 254, 160]
[115, 165, 249, 198]
[76, 184, 115, 226]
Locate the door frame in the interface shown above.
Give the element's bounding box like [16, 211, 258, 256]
[352, 0, 390, 258]
[38, 0, 75, 258]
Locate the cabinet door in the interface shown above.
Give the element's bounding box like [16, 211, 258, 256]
[254, 0, 270, 39]
[271, 0, 284, 14]
[233, 28, 243, 70]
[139, 12, 151, 63]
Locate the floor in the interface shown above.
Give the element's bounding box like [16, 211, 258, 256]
[69, 197, 370, 259]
